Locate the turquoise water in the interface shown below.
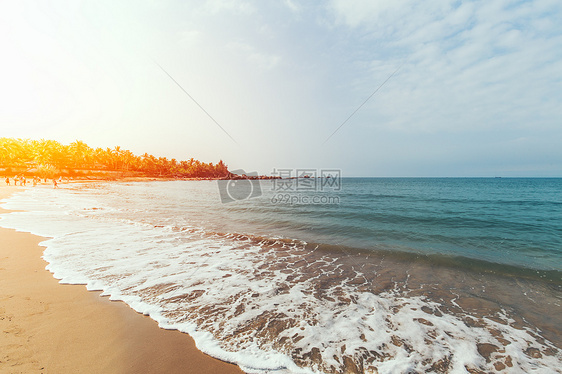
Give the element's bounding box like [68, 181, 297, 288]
[219, 177, 562, 275]
[1, 178, 560, 373]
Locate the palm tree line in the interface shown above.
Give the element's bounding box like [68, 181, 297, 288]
[0, 138, 229, 178]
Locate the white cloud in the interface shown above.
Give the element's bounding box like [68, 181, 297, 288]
[203, 0, 255, 15]
[329, 0, 410, 27]
[284, 0, 300, 13]
[2, 0, 561, 175]
[327, 0, 562, 134]
[227, 41, 280, 71]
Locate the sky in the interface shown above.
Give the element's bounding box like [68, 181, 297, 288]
[1, 0, 561, 177]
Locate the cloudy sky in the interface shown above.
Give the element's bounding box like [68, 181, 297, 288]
[1, 0, 561, 176]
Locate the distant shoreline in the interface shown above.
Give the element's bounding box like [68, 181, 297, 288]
[2, 171, 281, 183]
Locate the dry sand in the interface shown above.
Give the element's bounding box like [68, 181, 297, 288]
[0, 186, 244, 374]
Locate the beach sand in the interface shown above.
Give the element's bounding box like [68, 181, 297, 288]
[0, 186, 244, 374]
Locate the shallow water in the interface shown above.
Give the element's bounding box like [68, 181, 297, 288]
[1, 179, 560, 373]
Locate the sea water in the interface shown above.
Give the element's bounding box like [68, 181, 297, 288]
[1, 178, 560, 373]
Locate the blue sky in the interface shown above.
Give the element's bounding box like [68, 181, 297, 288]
[1, 0, 561, 176]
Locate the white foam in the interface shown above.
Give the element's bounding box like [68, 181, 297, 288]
[1, 185, 560, 374]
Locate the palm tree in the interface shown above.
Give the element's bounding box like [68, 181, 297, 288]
[215, 160, 228, 177]
[141, 153, 157, 175]
[1, 137, 231, 179]
[69, 140, 94, 169]
[0, 137, 22, 167]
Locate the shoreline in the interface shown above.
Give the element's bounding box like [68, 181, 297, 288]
[0, 186, 245, 374]
[2, 182, 560, 372]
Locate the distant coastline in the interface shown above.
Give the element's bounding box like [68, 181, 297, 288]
[0, 137, 285, 182]
[0, 137, 229, 179]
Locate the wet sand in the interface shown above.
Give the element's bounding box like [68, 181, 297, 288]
[0, 186, 244, 374]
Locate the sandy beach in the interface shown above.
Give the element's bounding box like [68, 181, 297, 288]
[0, 186, 244, 374]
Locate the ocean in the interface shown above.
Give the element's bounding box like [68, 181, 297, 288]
[1, 178, 560, 373]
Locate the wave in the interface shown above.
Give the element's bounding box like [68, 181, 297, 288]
[1, 186, 561, 373]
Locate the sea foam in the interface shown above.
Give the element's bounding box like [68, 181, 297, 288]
[1, 185, 560, 373]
